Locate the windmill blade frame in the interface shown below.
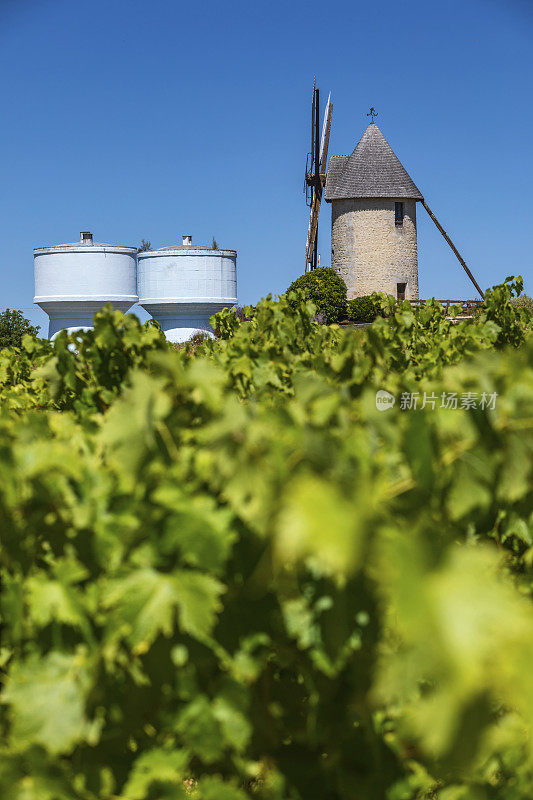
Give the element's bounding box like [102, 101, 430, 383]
[304, 82, 333, 271]
[310, 77, 316, 172]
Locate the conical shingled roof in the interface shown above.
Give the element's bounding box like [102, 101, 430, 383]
[324, 122, 423, 201]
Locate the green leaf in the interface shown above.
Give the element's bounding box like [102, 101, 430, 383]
[275, 475, 366, 575]
[26, 575, 86, 630]
[197, 775, 248, 800]
[2, 652, 91, 754]
[154, 486, 235, 574]
[212, 693, 252, 752]
[173, 571, 224, 639]
[105, 568, 223, 651]
[175, 696, 224, 763]
[99, 370, 172, 471]
[0, 749, 80, 800]
[122, 749, 189, 799]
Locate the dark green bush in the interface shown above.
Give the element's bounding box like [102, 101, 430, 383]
[348, 294, 380, 323]
[287, 267, 347, 323]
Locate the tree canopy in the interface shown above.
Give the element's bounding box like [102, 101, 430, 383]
[0, 308, 40, 349]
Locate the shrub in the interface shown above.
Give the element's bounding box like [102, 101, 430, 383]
[348, 294, 380, 323]
[287, 267, 347, 323]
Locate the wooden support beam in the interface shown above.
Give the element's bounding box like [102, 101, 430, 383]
[421, 199, 484, 299]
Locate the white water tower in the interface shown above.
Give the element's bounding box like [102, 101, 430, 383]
[34, 232, 138, 338]
[138, 236, 237, 343]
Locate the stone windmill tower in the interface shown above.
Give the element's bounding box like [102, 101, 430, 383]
[324, 115, 423, 301]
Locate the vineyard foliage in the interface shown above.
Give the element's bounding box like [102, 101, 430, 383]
[0, 277, 532, 800]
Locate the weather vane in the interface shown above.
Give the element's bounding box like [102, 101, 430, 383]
[367, 107, 378, 123]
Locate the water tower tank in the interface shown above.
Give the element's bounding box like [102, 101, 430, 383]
[138, 236, 237, 343]
[34, 232, 138, 339]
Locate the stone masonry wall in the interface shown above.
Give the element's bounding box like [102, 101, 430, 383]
[331, 198, 419, 300]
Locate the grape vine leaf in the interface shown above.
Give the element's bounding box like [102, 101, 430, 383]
[2, 652, 91, 754]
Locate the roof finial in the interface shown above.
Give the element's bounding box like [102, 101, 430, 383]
[367, 107, 378, 123]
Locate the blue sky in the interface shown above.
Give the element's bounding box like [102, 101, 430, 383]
[1, 0, 531, 332]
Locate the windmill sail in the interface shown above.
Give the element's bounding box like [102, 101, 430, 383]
[319, 92, 331, 165]
[304, 83, 332, 271]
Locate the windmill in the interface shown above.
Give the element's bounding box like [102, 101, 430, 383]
[304, 80, 332, 271]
